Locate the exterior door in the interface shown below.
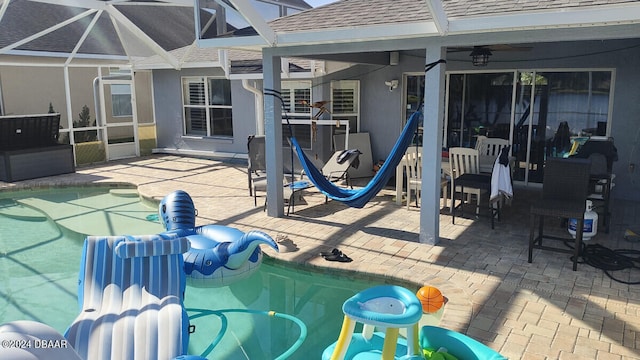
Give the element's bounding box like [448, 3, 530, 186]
[99, 78, 139, 160]
[445, 70, 612, 185]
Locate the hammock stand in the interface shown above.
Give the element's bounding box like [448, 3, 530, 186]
[263, 59, 445, 212]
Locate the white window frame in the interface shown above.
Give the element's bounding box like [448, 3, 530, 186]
[281, 80, 312, 149]
[331, 80, 360, 133]
[278, 80, 360, 150]
[106, 68, 133, 118]
[181, 76, 233, 138]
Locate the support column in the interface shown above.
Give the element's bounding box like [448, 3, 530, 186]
[262, 49, 284, 217]
[420, 46, 446, 245]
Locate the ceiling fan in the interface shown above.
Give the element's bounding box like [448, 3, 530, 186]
[447, 44, 532, 66]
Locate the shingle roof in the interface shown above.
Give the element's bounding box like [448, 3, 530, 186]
[270, 0, 432, 32]
[444, 0, 639, 17]
[269, 0, 640, 32]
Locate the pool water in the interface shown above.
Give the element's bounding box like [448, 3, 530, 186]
[185, 261, 377, 359]
[0, 187, 387, 359]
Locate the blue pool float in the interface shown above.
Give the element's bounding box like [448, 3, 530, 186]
[157, 190, 278, 287]
[323, 285, 423, 360]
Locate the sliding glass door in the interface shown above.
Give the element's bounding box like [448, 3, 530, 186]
[445, 72, 514, 149]
[445, 69, 613, 184]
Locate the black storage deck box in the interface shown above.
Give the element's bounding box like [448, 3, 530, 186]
[0, 113, 75, 182]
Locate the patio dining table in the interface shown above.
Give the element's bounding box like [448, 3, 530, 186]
[394, 151, 513, 206]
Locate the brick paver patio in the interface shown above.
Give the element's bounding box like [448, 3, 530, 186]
[2, 154, 639, 359]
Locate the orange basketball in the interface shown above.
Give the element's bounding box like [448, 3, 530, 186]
[417, 286, 445, 313]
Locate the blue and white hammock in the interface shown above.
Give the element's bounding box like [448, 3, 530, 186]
[290, 111, 422, 208]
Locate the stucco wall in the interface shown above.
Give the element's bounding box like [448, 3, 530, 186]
[603, 44, 640, 202]
[152, 67, 257, 155]
[151, 38, 640, 200]
[134, 71, 154, 125]
[351, 39, 640, 201]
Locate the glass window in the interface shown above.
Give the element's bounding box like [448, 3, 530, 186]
[208, 78, 231, 106]
[405, 75, 424, 121]
[209, 107, 233, 137]
[249, 0, 304, 19]
[182, 77, 233, 137]
[185, 108, 207, 136]
[111, 84, 132, 117]
[285, 7, 301, 16]
[446, 73, 513, 149]
[279, 80, 360, 150]
[251, 0, 281, 20]
[541, 71, 611, 141]
[281, 81, 312, 148]
[185, 81, 205, 105]
[331, 80, 360, 140]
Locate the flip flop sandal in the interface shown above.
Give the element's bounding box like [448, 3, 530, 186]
[278, 238, 296, 246]
[319, 248, 341, 257]
[323, 252, 353, 262]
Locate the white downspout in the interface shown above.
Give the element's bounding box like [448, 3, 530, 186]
[242, 79, 264, 135]
[93, 76, 102, 127]
[63, 65, 74, 146]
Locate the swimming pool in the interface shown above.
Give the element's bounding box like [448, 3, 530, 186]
[0, 186, 393, 359]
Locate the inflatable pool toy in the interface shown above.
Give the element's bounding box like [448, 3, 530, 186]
[420, 326, 507, 360]
[0, 234, 207, 360]
[417, 286, 445, 313]
[157, 190, 279, 287]
[415, 286, 445, 328]
[0, 191, 284, 360]
[322, 285, 423, 360]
